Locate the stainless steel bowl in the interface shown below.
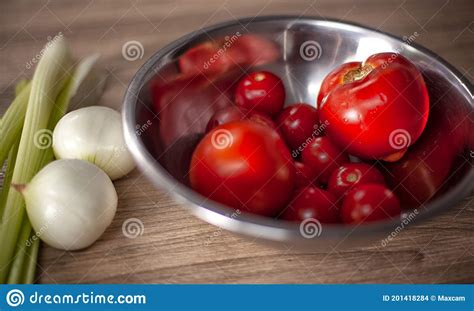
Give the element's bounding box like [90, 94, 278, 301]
[123, 16, 473, 249]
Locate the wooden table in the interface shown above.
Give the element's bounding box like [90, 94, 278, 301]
[1, 0, 473, 284]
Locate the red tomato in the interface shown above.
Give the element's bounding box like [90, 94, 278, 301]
[281, 187, 340, 223]
[318, 53, 429, 161]
[205, 106, 278, 132]
[190, 121, 294, 216]
[276, 103, 320, 150]
[301, 137, 349, 184]
[235, 71, 285, 117]
[341, 184, 401, 224]
[294, 161, 317, 188]
[327, 163, 385, 197]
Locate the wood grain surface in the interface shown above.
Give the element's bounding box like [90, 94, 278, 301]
[1, 0, 473, 284]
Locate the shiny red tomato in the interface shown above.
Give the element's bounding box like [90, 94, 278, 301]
[318, 53, 430, 161]
[276, 103, 320, 150]
[190, 121, 294, 216]
[206, 106, 278, 132]
[341, 184, 401, 224]
[327, 163, 385, 197]
[235, 71, 285, 117]
[301, 137, 349, 184]
[281, 187, 340, 223]
[294, 161, 317, 188]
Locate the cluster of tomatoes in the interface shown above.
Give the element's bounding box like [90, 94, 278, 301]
[189, 53, 430, 225]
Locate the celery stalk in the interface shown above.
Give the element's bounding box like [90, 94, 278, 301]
[15, 79, 29, 97]
[6, 218, 31, 284]
[23, 234, 39, 284]
[0, 142, 19, 219]
[0, 84, 31, 165]
[5, 92, 70, 284]
[6, 54, 104, 284]
[0, 37, 72, 283]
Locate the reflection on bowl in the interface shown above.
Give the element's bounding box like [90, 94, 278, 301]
[123, 16, 473, 248]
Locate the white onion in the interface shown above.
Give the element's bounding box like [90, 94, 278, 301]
[53, 106, 135, 180]
[21, 159, 117, 250]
